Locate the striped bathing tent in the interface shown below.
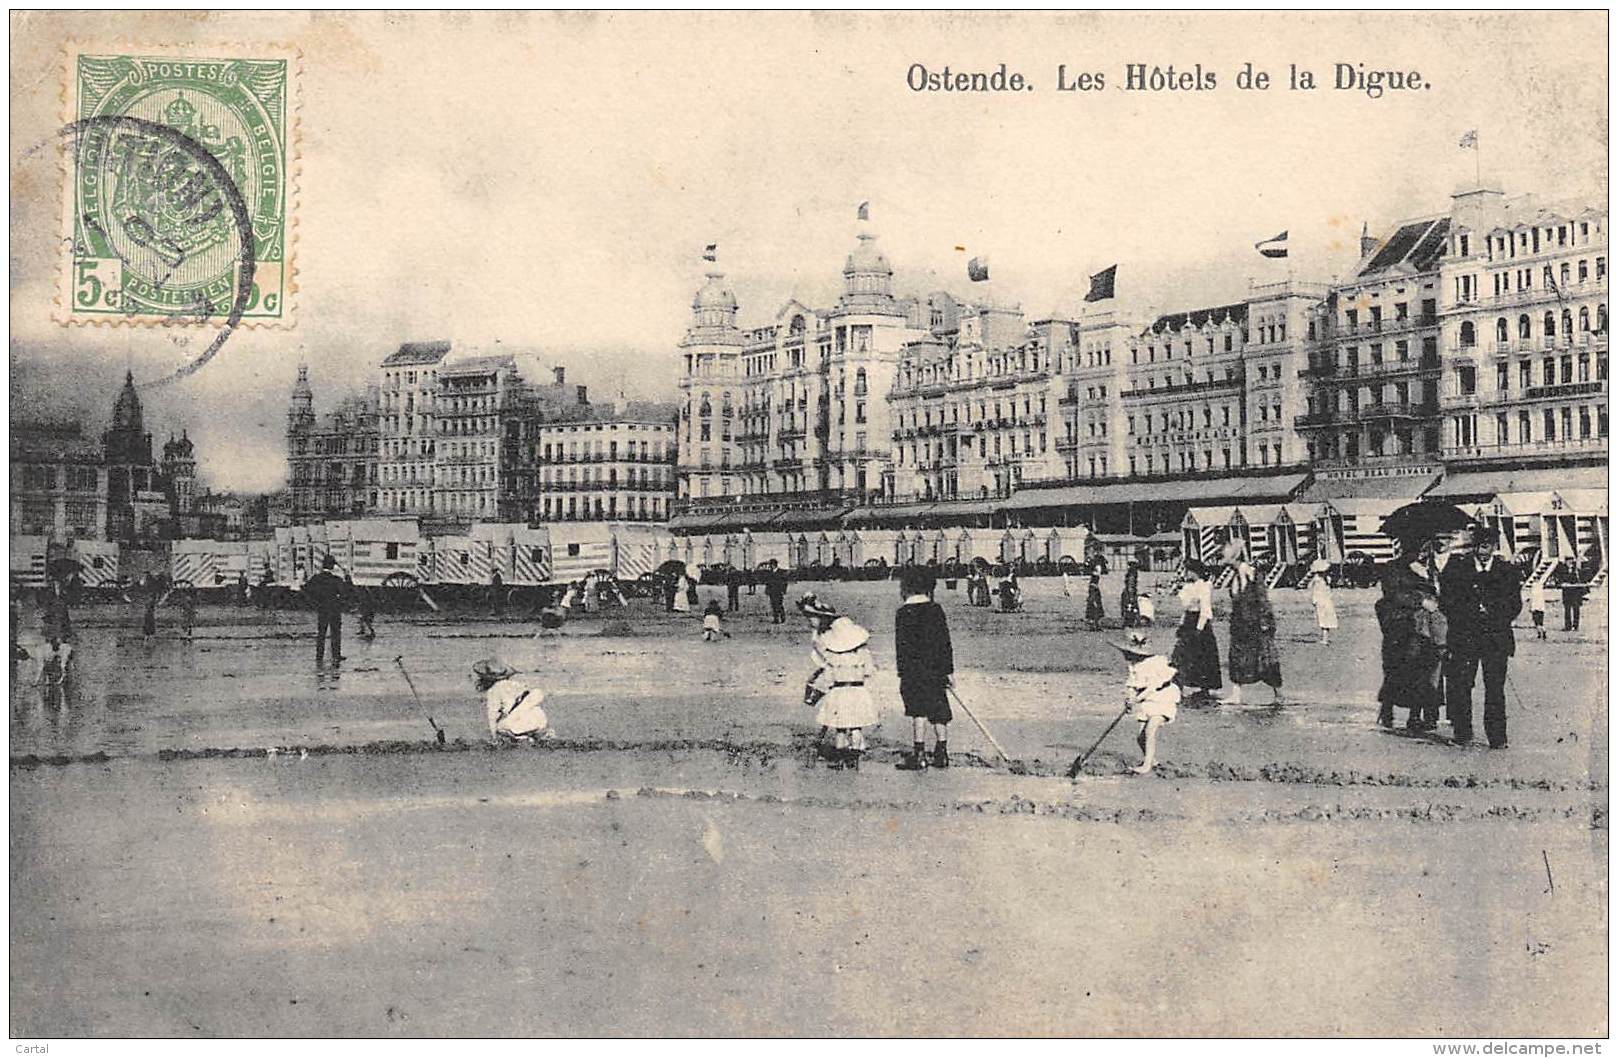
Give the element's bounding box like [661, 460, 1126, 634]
[10, 536, 48, 589]
[170, 539, 248, 588]
[811, 530, 838, 567]
[1005, 528, 1039, 565]
[68, 540, 122, 588]
[246, 539, 276, 585]
[1315, 498, 1402, 564]
[1180, 506, 1240, 566]
[469, 523, 520, 584]
[1555, 489, 1608, 572]
[546, 523, 615, 585]
[834, 528, 860, 566]
[1475, 492, 1557, 562]
[613, 523, 668, 581]
[321, 519, 422, 586]
[1272, 504, 1319, 566]
[1044, 527, 1089, 564]
[428, 535, 484, 585]
[274, 525, 332, 586]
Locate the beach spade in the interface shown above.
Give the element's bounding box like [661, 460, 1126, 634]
[946, 687, 1026, 773]
[394, 656, 446, 745]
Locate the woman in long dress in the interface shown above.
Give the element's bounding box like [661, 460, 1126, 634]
[1375, 540, 1446, 732]
[1170, 562, 1221, 699]
[1084, 572, 1106, 629]
[1310, 569, 1338, 645]
[1225, 561, 1283, 705]
[672, 574, 692, 614]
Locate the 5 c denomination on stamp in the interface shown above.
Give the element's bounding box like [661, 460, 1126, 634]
[62, 48, 296, 327]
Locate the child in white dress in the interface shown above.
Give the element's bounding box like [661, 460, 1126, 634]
[1116, 631, 1179, 774]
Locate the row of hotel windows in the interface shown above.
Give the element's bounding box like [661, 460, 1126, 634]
[15, 465, 102, 491]
[897, 394, 1049, 432]
[1455, 257, 1605, 302]
[1341, 301, 1439, 330]
[896, 431, 1049, 467]
[1469, 219, 1603, 262]
[543, 440, 671, 461]
[897, 351, 1047, 388]
[539, 495, 666, 520]
[1456, 352, 1608, 394]
[1106, 443, 1284, 478]
[1452, 406, 1609, 447]
[538, 467, 671, 487]
[1137, 332, 1239, 363]
[1457, 305, 1607, 346]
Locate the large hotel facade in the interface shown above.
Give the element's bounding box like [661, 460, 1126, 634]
[288, 351, 676, 526]
[672, 187, 1607, 532]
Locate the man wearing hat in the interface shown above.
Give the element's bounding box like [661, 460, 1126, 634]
[474, 657, 552, 742]
[1439, 525, 1522, 748]
[301, 555, 348, 664]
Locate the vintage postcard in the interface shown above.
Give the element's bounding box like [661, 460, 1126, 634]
[7, 10, 1609, 1045]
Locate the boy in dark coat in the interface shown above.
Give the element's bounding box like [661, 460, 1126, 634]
[894, 567, 954, 771]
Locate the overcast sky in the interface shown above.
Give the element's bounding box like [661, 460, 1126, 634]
[10, 11, 1606, 492]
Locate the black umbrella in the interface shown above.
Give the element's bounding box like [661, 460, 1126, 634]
[1381, 501, 1476, 546]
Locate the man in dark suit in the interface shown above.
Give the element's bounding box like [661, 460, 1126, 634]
[301, 556, 347, 664]
[1440, 527, 1522, 748]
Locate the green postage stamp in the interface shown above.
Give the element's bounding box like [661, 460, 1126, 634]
[63, 48, 296, 325]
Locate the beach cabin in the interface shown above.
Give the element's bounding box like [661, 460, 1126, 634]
[835, 528, 860, 567]
[957, 528, 1001, 566]
[10, 536, 48, 590]
[1044, 527, 1089, 566]
[851, 528, 898, 570]
[470, 522, 520, 584]
[508, 526, 552, 585]
[66, 539, 122, 590]
[245, 539, 276, 587]
[613, 523, 667, 582]
[1181, 507, 1238, 567]
[748, 530, 792, 570]
[431, 535, 480, 585]
[1316, 498, 1402, 566]
[170, 539, 242, 589]
[811, 530, 835, 567]
[547, 523, 616, 584]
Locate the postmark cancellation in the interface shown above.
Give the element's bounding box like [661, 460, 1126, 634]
[59, 45, 298, 327]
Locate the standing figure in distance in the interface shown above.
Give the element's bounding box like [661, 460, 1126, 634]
[302, 556, 347, 664]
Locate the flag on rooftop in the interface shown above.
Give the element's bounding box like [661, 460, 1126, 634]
[967, 256, 990, 282]
[702, 244, 717, 263]
[1084, 264, 1117, 303]
[856, 201, 870, 221]
[1256, 231, 1289, 259]
[1459, 129, 1479, 150]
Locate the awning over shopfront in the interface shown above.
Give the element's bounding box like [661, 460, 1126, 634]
[845, 502, 939, 527]
[1428, 464, 1607, 503]
[1004, 472, 1311, 513]
[772, 506, 854, 531]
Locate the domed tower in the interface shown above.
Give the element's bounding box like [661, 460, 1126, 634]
[677, 262, 745, 502]
[162, 431, 197, 515]
[838, 232, 900, 315]
[103, 370, 153, 466]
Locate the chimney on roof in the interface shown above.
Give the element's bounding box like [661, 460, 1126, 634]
[576, 385, 588, 405]
[553, 366, 565, 386]
[1359, 223, 1378, 259]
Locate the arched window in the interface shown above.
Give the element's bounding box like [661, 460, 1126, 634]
[1460, 321, 1476, 348]
[854, 368, 868, 396]
[1518, 314, 1531, 340]
[699, 393, 712, 417]
[1579, 306, 1591, 332]
[790, 315, 806, 336]
[1599, 304, 1608, 333]
[1563, 309, 1574, 335]
[1544, 311, 1557, 337]
[1495, 318, 1509, 343]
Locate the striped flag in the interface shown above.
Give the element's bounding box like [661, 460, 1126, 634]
[1256, 231, 1288, 259]
[702, 243, 717, 263]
